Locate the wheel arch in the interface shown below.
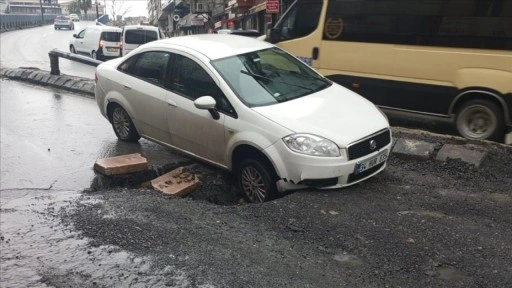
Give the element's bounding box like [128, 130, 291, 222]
[231, 144, 278, 179]
[450, 88, 511, 126]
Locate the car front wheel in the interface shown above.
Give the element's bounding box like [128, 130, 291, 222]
[70, 45, 76, 54]
[455, 99, 504, 141]
[109, 105, 141, 142]
[237, 158, 278, 203]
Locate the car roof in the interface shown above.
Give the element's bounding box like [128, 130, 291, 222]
[90, 25, 122, 31]
[123, 25, 159, 30]
[147, 34, 273, 60]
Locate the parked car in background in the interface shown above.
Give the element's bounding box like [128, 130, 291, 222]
[95, 34, 392, 203]
[216, 29, 262, 38]
[121, 25, 166, 56]
[69, 14, 80, 21]
[70, 25, 122, 61]
[54, 15, 74, 30]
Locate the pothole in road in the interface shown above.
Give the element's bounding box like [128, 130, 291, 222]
[88, 162, 246, 206]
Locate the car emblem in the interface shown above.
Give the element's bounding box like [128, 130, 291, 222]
[370, 140, 377, 150]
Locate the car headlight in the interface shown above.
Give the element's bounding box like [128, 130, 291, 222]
[283, 134, 341, 157]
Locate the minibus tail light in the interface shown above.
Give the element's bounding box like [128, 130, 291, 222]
[99, 39, 104, 48]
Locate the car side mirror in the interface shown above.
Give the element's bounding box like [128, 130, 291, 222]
[269, 28, 281, 44]
[73, 34, 78, 38]
[194, 96, 220, 120]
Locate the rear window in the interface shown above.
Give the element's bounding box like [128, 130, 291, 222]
[101, 31, 121, 42]
[125, 30, 158, 45]
[56, 15, 69, 20]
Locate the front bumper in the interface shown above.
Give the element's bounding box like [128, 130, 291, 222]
[265, 137, 392, 190]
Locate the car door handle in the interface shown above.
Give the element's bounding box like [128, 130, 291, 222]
[123, 84, 131, 90]
[167, 100, 177, 107]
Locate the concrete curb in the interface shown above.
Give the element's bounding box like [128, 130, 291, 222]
[1, 67, 94, 97]
[2, 67, 511, 169]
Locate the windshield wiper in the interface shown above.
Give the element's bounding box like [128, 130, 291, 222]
[240, 69, 273, 83]
[240, 69, 316, 91]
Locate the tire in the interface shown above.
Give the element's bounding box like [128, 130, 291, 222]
[109, 105, 141, 142]
[455, 99, 504, 141]
[91, 51, 97, 60]
[237, 158, 278, 203]
[70, 45, 76, 54]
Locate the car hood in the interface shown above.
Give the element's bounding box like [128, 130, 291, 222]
[252, 84, 389, 147]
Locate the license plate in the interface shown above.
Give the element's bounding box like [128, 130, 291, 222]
[354, 150, 388, 174]
[106, 48, 119, 52]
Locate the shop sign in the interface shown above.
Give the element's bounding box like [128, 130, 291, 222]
[266, 0, 279, 13]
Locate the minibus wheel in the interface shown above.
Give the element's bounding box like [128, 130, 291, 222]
[455, 99, 504, 141]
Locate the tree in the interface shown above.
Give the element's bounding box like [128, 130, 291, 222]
[68, 0, 82, 14]
[79, 0, 92, 17]
[109, 0, 132, 26]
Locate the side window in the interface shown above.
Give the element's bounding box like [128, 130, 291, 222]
[276, 0, 322, 40]
[170, 55, 234, 115]
[119, 51, 171, 86]
[77, 30, 86, 39]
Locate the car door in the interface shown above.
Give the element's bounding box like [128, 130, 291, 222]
[73, 29, 87, 53]
[116, 51, 173, 144]
[165, 53, 232, 166]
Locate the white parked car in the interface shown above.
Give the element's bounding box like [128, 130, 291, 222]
[95, 35, 392, 202]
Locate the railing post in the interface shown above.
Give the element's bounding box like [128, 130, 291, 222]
[49, 52, 60, 75]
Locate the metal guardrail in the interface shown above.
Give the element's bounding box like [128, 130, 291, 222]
[48, 48, 102, 75]
[0, 14, 57, 31]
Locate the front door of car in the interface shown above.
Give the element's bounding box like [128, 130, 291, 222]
[74, 29, 86, 53]
[116, 51, 173, 144]
[165, 53, 230, 166]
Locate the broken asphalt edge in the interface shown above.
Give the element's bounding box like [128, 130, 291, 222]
[2, 66, 511, 168]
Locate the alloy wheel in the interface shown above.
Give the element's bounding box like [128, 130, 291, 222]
[112, 108, 131, 139]
[240, 166, 267, 203]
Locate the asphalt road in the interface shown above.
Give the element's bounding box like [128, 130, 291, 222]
[0, 22, 97, 79]
[1, 79, 512, 287]
[1, 26, 512, 288]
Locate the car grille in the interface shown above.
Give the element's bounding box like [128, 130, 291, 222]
[347, 129, 391, 160]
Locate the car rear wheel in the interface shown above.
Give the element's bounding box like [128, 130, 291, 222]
[237, 158, 278, 203]
[109, 105, 141, 142]
[455, 99, 504, 141]
[91, 51, 97, 60]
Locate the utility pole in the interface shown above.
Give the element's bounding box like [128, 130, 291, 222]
[39, 0, 44, 24]
[95, 0, 99, 19]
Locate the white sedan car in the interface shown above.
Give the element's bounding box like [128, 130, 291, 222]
[95, 34, 392, 202]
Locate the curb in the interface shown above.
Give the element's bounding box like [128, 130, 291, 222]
[2, 67, 511, 168]
[1, 67, 94, 97]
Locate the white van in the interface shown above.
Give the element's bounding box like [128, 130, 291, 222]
[69, 25, 122, 61]
[121, 25, 165, 56]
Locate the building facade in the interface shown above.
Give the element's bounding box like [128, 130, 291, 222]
[155, 0, 293, 36]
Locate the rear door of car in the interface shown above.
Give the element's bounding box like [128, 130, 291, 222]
[123, 28, 159, 56]
[165, 52, 230, 166]
[115, 51, 174, 144]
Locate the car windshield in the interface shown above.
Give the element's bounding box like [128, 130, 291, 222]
[211, 47, 331, 107]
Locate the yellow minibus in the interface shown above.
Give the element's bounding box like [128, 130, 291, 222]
[267, 0, 512, 142]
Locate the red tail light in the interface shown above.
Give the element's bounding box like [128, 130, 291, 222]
[99, 39, 104, 48]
